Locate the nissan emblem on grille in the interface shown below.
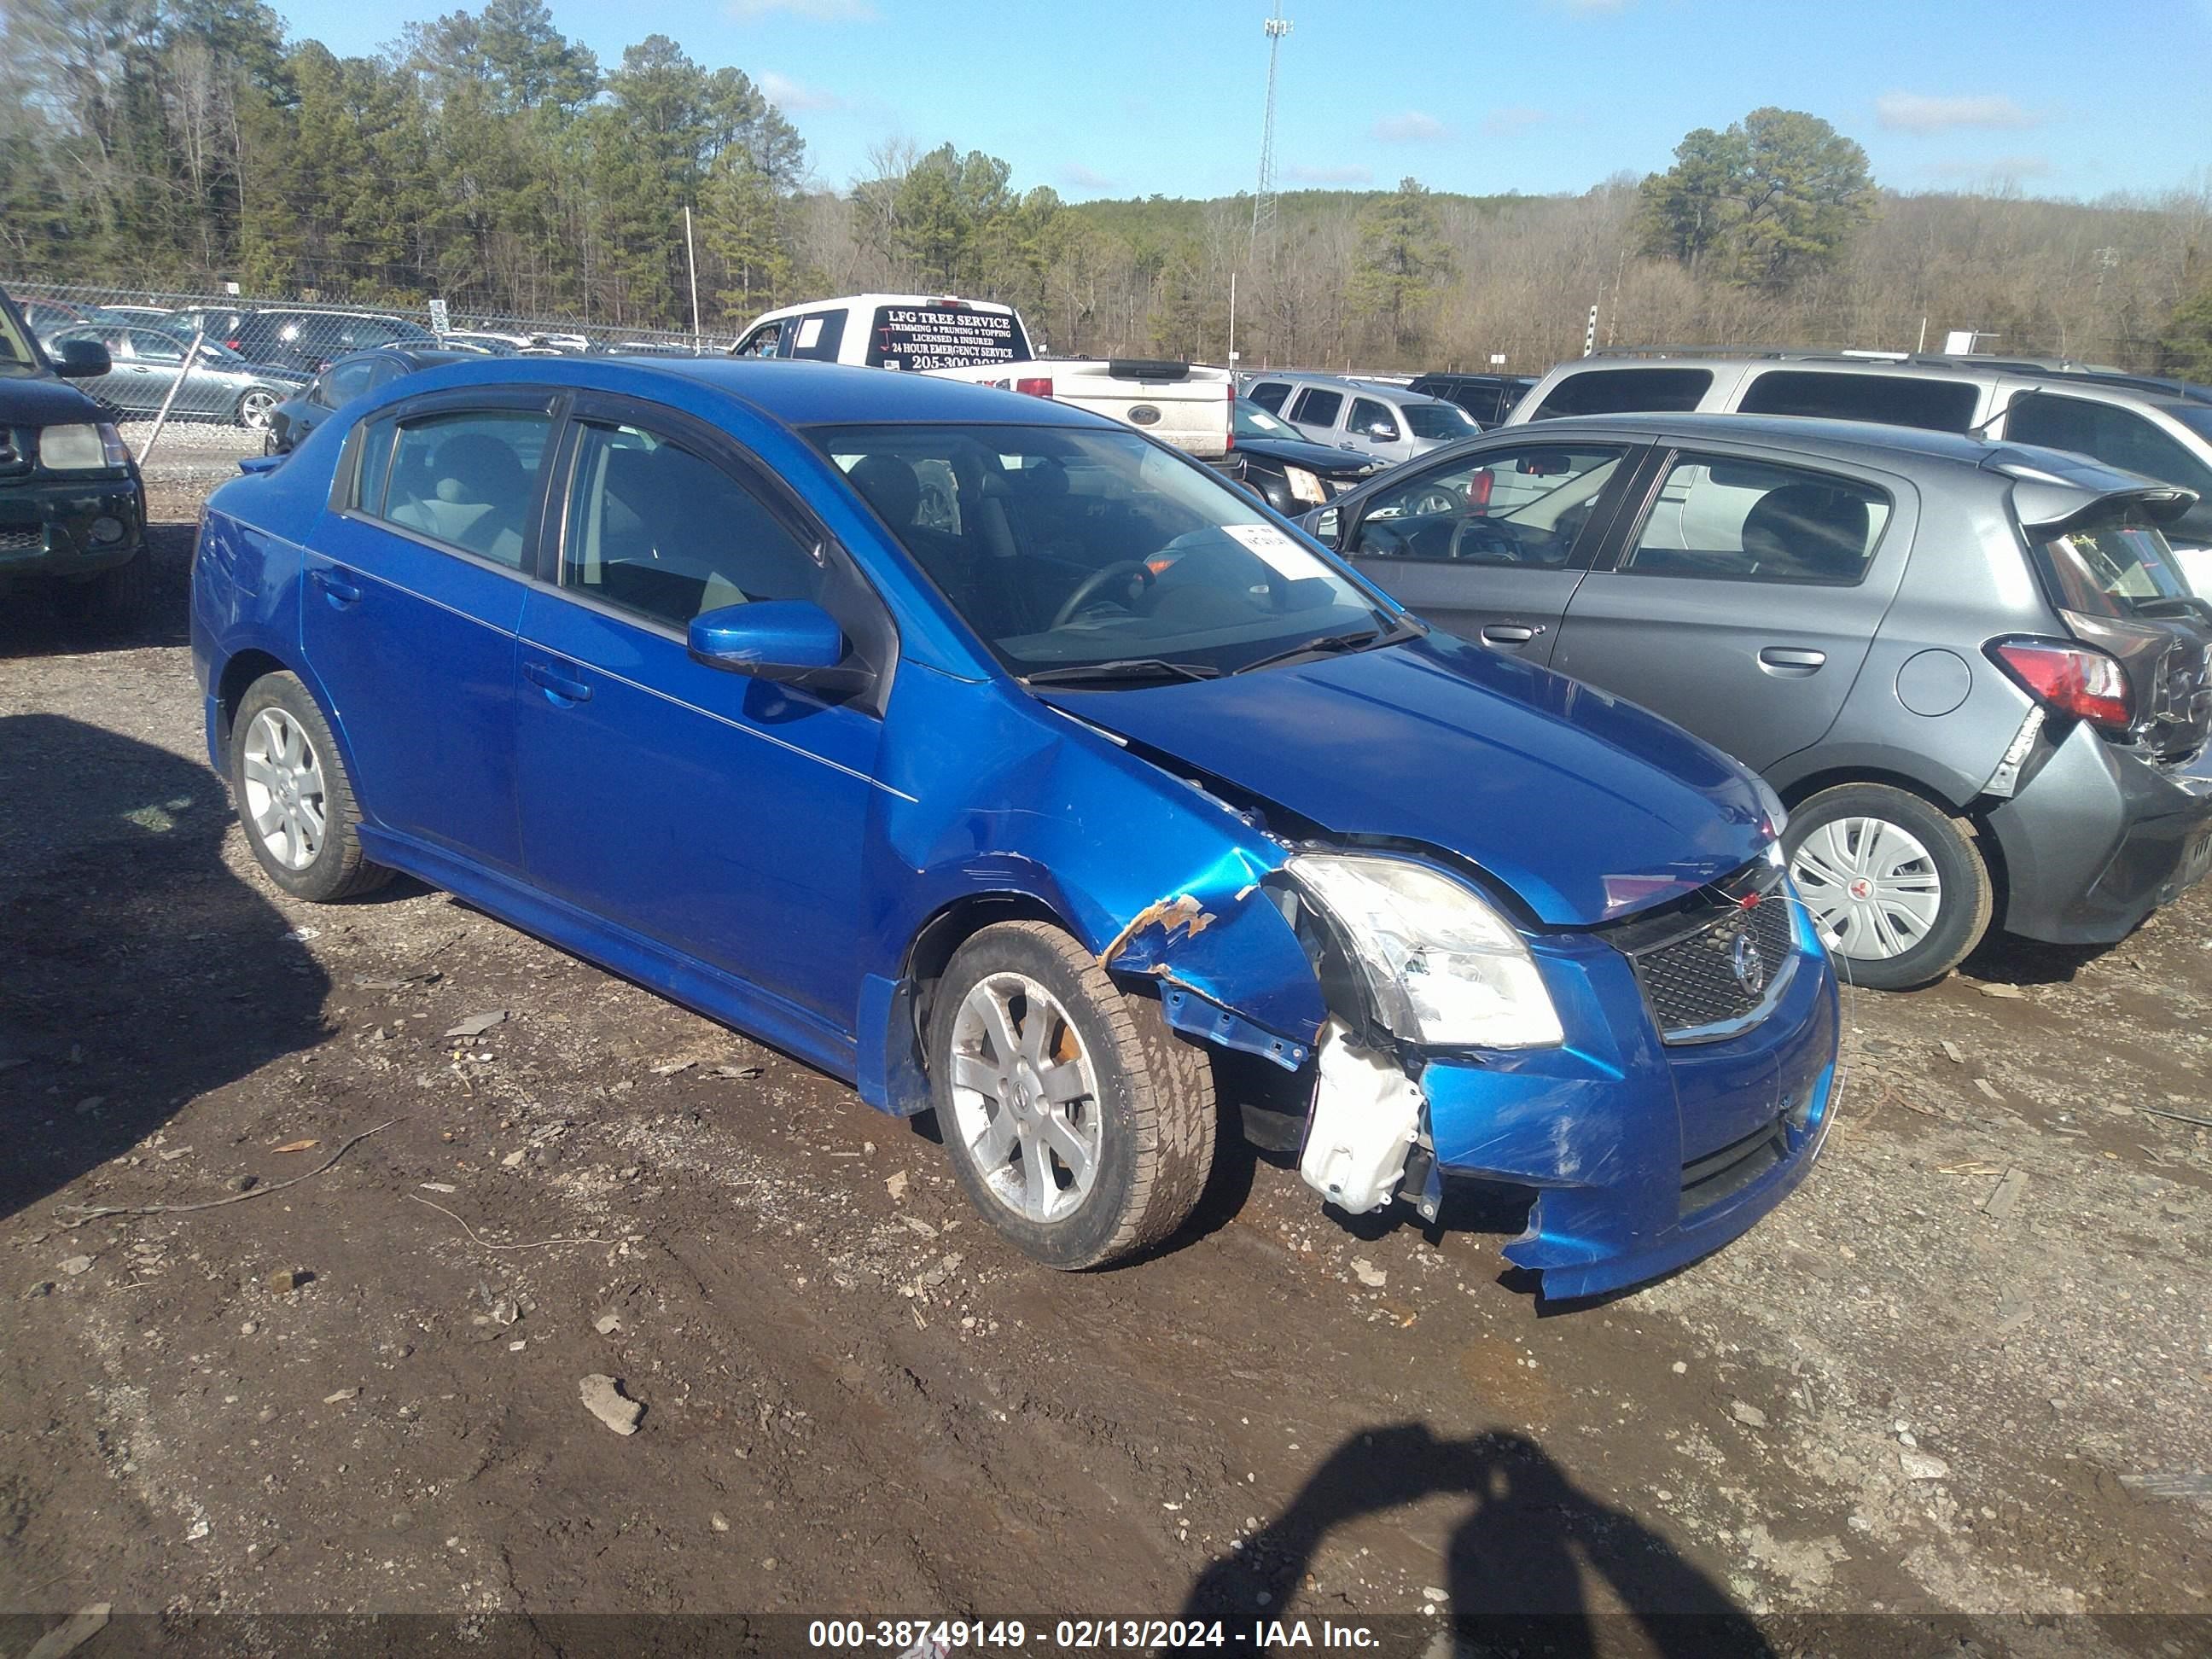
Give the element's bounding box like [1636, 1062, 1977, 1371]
[1732, 931, 1767, 996]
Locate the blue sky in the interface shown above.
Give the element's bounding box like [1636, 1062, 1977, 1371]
[277, 0, 2212, 202]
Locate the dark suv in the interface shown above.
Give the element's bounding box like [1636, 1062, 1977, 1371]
[1301, 413, 2212, 988]
[1408, 372, 1538, 428]
[0, 286, 152, 625]
[226, 309, 438, 375]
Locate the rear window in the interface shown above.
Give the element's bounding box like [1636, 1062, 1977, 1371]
[787, 311, 847, 363]
[1738, 370, 1976, 433]
[1404, 402, 1479, 440]
[2029, 518, 2194, 620]
[865, 305, 1030, 370]
[1531, 367, 1712, 421]
[1247, 381, 1290, 412]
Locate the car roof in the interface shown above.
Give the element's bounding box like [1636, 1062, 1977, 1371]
[391, 354, 1115, 430]
[1554, 352, 2209, 414]
[1479, 410, 2180, 493]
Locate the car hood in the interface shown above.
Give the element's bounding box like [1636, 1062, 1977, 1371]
[1235, 434, 1382, 476]
[1039, 636, 1771, 927]
[0, 373, 102, 423]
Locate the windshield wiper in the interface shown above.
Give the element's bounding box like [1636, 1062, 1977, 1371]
[1233, 620, 1419, 675]
[1019, 657, 1224, 687]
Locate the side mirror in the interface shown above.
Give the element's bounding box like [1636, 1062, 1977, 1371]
[1307, 505, 1342, 548]
[688, 600, 859, 688]
[1365, 422, 1398, 441]
[51, 339, 112, 378]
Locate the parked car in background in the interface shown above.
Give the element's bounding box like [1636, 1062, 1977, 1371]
[1301, 413, 2212, 988]
[731, 294, 1236, 459]
[1506, 352, 2212, 591]
[436, 329, 528, 355]
[52, 325, 306, 430]
[263, 346, 484, 454]
[0, 285, 151, 625]
[1408, 371, 1539, 428]
[144, 306, 247, 350]
[1222, 398, 1387, 513]
[1241, 371, 1480, 463]
[191, 355, 1837, 1298]
[224, 308, 438, 375]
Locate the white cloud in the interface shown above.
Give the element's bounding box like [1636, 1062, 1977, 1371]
[1482, 107, 1549, 138]
[1287, 163, 1373, 185]
[1060, 164, 1118, 191]
[1924, 154, 2054, 183]
[1372, 110, 1450, 143]
[729, 0, 877, 20]
[1876, 92, 2039, 134]
[760, 71, 839, 112]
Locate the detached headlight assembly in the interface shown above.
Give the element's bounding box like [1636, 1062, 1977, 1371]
[1290, 853, 1563, 1049]
[1283, 464, 1326, 505]
[40, 422, 129, 471]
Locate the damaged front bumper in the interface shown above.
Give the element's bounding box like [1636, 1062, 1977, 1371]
[1303, 894, 1839, 1301]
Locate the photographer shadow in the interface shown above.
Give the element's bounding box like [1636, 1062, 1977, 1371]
[1179, 1422, 1769, 1657]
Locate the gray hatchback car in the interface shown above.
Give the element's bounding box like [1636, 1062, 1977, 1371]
[1299, 413, 2212, 989]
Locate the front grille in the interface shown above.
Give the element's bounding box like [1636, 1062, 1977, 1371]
[1628, 874, 1796, 1042]
[0, 523, 44, 554]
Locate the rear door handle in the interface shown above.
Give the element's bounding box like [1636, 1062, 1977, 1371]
[308, 568, 363, 605]
[1481, 622, 1545, 645]
[523, 660, 592, 704]
[1759, 647, 1826, 672]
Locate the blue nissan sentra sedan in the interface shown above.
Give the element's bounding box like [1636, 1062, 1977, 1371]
[189, 357, 1838, 1298]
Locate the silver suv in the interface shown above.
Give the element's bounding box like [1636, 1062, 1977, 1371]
[1299, 413, 2212, 989]
[1503, 352, 2212, 591]
[1241, 372, 1479, 463]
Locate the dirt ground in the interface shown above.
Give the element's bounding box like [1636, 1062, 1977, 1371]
[2, 472, 2209, 1656]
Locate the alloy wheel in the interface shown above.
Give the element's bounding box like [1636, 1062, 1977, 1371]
[241, 707, 328, 871]
[945, 971, 1102, 1225]
[238, 389, 277, 429]
[1790, 815, 1943, 961]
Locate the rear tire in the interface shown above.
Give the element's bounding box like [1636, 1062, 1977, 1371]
[928, 921, 1216, 1269]
[1784, 783, 1992, 991]
[230, 672, 392, 902]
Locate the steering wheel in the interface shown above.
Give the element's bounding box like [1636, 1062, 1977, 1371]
[1447, 518, 1527, 563]
[1051, 561, 1155, 629]
[1405, 486, 1463, 517]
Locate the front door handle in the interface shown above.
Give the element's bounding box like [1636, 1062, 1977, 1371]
[1759, 646, 1827, 674]
[523, 660, 592, 704]
[1481, 622, 1545, 645]
[308, 568, 363, 605]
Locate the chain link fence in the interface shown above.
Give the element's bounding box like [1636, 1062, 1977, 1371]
[5, 278, 733, 483]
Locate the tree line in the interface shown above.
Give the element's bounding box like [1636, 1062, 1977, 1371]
[4, 0, 2209, 373]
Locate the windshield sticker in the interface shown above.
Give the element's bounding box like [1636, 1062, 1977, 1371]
[1221, 521, 1319, 576]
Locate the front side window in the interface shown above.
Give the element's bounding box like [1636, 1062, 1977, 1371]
[562, 421, 829, 628]
[1289, 387, 1344, 428]
[815, 422, 1396, 680]
[735, 321, 784, 359]
[1353, 443, 1627, 566]
[128, 329, 185, 364]
[1738, 370, 1976, 433]
[2007, 393, 2212, 496]
[368, 408, 550, 568]
[1531, 367, 1712, 421]
[1348, 397, 1400, 442]
[1622, 454, 1890, 585]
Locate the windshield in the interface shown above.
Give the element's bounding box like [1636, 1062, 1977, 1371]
[813, 423, 1399, 679]
[0, 299, 41, 375]
[1233, 400, 1303, 441]
[2032, 518, 2194, 618]
[1404, 401, 1480, 440]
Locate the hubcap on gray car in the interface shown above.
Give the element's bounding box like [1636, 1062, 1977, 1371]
[239, 390, 277, 429]
[242, 707, 327, 871]
[946, 973, 1102, 1224]
[1790, 816, 1942, 960]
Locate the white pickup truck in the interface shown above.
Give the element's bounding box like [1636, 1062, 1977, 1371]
[728, 294, 1234, 460]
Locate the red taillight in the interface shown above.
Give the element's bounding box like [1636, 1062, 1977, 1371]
[1468, 469, 1494, 513]
[1015, 376, 1053, 399]
[1989, 639, 2133, 731]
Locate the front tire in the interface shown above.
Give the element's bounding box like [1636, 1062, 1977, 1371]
[236, 388, 278, 430]
[928, 922, 1216, 1269]
[1784, 783, 1992, 991]
[230, 672, 391, 902]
